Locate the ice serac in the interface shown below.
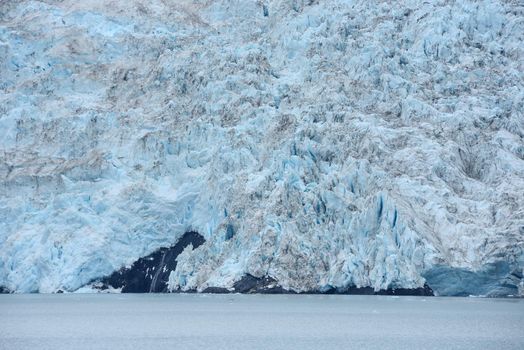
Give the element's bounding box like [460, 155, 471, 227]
[0, 1, 523, 296]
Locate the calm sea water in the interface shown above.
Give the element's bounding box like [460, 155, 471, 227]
[1, 294, 523, 350]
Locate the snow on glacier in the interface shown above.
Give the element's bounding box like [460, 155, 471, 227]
[0, 0, 523, 294]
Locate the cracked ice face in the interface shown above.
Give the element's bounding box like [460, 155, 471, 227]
[0, 0, 523, 295]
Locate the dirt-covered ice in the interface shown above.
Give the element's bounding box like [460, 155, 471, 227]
[0, 1, 523, 294]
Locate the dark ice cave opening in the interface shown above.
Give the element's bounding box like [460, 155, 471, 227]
[96, 231, 205, 293]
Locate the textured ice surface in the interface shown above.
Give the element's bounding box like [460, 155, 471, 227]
[0, 1, 523, 294]
[1, 294, 524, 350]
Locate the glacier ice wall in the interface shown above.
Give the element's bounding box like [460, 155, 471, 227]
[0, 0, 523, 295]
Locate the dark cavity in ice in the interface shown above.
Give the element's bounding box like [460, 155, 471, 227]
[96, 231, 205, 293]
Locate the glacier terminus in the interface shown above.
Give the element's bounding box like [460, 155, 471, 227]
[0, 0, 523, 296]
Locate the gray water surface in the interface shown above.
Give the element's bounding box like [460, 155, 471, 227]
[1, 294, 523, 350]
